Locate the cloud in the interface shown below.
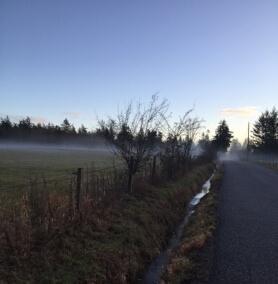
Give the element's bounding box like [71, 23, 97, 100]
[63, 112, 81, 119]
[31, 116, 48, 124]
[220, 106, 259, 118]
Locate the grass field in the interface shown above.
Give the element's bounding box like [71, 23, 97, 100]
[0, 144, 115, 190]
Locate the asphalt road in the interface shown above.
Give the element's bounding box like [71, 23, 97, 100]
[210, 161, 278, 284]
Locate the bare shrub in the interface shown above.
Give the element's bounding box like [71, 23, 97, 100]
[98, 95, 169, 192]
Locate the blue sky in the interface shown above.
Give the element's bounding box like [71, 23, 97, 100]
[1, 0, 277, 141]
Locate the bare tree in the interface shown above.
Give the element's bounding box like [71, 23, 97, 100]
[98, 95, 169, 192]
[162, 110, 202, 178]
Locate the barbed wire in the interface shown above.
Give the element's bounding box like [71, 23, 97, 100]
[0, 158, 161, 192]
[0, 165, 127, 192]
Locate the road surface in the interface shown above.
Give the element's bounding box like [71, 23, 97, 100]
[210, 161, 278, 284]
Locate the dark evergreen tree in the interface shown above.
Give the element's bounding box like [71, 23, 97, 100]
[252, 108, 278, 153]
[0, 116, 13, 130]
[61, 118, 76, 134]
[18, 117, 32, 129]
[0, 116, 13, 138]
[78, 124, 88, 135]
[198, 131, 211, 153]
[213, 120, 233, 152]
[198, 130, 215, 160]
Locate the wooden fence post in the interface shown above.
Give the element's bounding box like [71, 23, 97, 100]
[75, 168, 82, 212]
[127, 156, 134, 193]
[151, 155, 157, 183]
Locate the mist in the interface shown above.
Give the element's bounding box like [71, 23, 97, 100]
[217, 151, 242, 162]
[0, 140, 112, 153]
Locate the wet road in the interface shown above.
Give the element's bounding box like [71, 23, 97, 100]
[210, 161, 278, 284]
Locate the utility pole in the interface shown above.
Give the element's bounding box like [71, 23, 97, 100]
[247, 122, 250, 161]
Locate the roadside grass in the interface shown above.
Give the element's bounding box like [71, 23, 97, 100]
[0, 163, 214, 283]
[256, 160, 278, 172]
[162, 169, 223, 284]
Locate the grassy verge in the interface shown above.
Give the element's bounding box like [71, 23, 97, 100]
[162, 168, 223, 284]
[0, 164, 214, 283]
[256, 160, 278, 172]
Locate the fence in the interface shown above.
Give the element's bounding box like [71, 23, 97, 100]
[0, 156, 163, 254]
[0, 153, 201, 224]
[0, 154, 205, 269]
[69, 155, 163, 211]
[247, 153, 278, 170]
[0, 155, 164, 210]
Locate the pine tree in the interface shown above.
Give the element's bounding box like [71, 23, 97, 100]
[252, 108, 278, 153]
[0, 116, 13, 130]
[213, 120, 233, 152]
[61, 118, 75, 134]
[78, 124, 88, 135]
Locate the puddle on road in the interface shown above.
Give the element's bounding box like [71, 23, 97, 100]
[142, 172, 215, 284]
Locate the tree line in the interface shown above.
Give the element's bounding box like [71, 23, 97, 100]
[198, 107, 278, 156]
[1, 95, 239, 192]
[198, 106, 278, 156]
[0, 116, 98, 144]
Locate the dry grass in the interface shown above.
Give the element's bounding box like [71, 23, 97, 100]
[162, 169, 223, 284]
[256, 160, 278, 172]
[0, 164, 214, 283]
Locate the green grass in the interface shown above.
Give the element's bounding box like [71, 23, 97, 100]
[0, 147, 115, 190]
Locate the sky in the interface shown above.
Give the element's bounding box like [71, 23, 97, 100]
[1, 0, 278, 142]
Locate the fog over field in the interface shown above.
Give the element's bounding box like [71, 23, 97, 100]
[0, 141, 112, 153]
[0, 141, 117, 190]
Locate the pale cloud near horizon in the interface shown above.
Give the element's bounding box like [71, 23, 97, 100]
[63, 112, 81, 119]
[31, 116, 48, 124]
[220, 106, 259, 118]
